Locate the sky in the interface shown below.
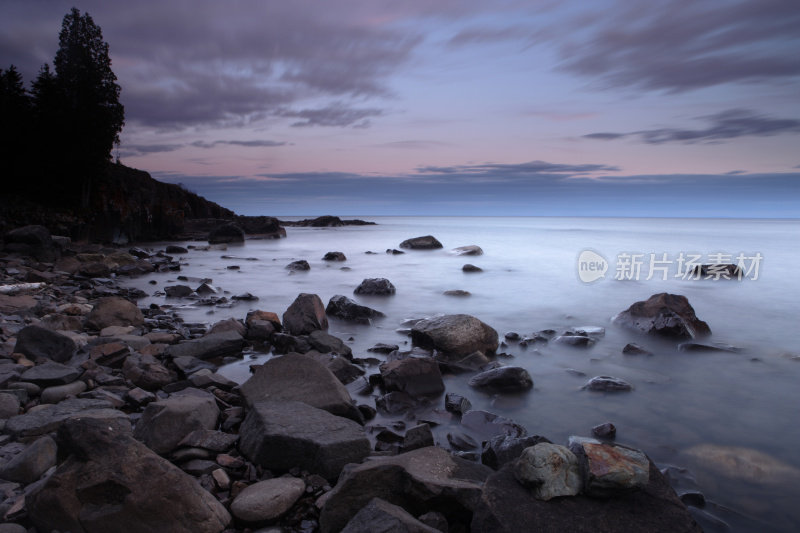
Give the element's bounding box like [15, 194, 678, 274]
[2, 0, 799, 217]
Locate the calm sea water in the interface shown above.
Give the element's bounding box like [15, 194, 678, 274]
[124, 217, 800, 531]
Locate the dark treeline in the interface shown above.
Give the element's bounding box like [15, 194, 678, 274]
[1, 7, 124, 208]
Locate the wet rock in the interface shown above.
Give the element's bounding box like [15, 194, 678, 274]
[678, 342, 739, 353]
[286, 259, 311, 271]
[582, 376, 633, 392]
[326, 295, 385, 323]
[187, 369, 237, 390]
[122, 353, 176, 391]
[380, 357, 445, 397]
[323, 251, 347, 261]
[623, 343, 652, 355]
[592, 422, 617, 439]
[468, 366, 532, 392]
[283, 293, 329, 335]
[85, 296, 144, 330]
[368, 343, 399, 354]
[231, 476, 306, 523]
[481, 434, 552, 470]
[27, 417, 231, 533]
[13, 325, 76, 363]
[239, 400, 370, 481]
[207, 317, 247, 337]
[445, 393, 472, 415]
[514, 443, 582, 500]
[164, 284, 193, 297]
[5, 398, 131, 439]
[612, 293, 710, 339]
[172, 355, 216, 376]
[340, 497, 441, 533]
[354, 278, 396, 296]
[319, 446, 491, 533]
[443, 289, 471, 297]
[0, 393, 20, 419]
[691, 264, 742, 279]
[3, 225, 58, 262]
[461, 410, 527, 439]
[165, 245, 188, 254]
[40, 380, 87, 404]
[133, 388, 219, 455]
[375, 391, 420, 415]
[309, 353, 364, 385]
[399, 235, 443, 250]
[462, 264, 483, 272]
[386, 248, 405, 255]
[177, 429, 238, 453]
[567, 326, 605, 338]
[240, 353, 363, 424]
[553, 335, 596, 347]
[452, 245, 483, 256]
[570, 439, 650, 497]
[271, 333, 312, 354]
[447, 431, 480, 451]
[411, 314, 498, 357]
[20, 361, 81, 387]
[308, 330, 353, 359]
[400, 423, 435, 453]
[0, 435, 57, 484]
[471, 459, 700, 533]
[167, 330, 244, 361]
[682, 443, 800, 484]
[208, 222, 245, 244]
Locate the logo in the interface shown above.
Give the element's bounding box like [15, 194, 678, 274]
[577, 249, 608, 283]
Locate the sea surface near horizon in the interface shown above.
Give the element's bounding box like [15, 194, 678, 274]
[123, 216, 800, 531]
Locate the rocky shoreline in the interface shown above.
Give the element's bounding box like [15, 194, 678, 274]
[0, 225, 710, 532]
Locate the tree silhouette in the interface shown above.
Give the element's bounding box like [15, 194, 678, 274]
[0, 66, 31, 187]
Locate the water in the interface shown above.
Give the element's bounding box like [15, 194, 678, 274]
[123, 216, 800, 531]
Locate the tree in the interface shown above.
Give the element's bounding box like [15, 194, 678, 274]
[53, 7, 125, 206]
[0, 65, 32, 185]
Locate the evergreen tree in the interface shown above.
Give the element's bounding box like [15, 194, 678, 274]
[0, 65, 32, 188]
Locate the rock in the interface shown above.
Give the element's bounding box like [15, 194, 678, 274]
[188, 369, 237, 390]
[308, 330, 353, 358]
[123, 353, 176, 391]
[3, 225, 58, 262]
[245, 309, 282, 330]
[582, 376, 633, 392]
[623, 343, 652, 355]
[78, 261, 112, 278]
[340, 498, 441, 533]
[0, 435, 57, 484]
[323, 251, 347, 261]
[612, 293, 711, 339]
[164, 284, 193, 297]
[411, 314, 498, 357]
[471, 460, 701, 533]
[207, 317, 247, 337]
[462, 264, 483, 272]
[445, 393, 472, 415]
[20, 361, 80, 386]
[386, 248, 405, 255]
[691, 264, 743, 279]
[452, 245, 483, 256]
[319, 446, 492, 533]
[283, 293, 328, 335]
[85, 296, 144, 330]
[447, 431, 480, 451]
[271, 333, 312, 355]
[553, 335, 595, 347]
[5, 398, 131, 439]
[400, 423, 435, 453]
[678, 342, 739, 353]
[461, 410, 527, 439]
[171, 355, 216, 376]
[380, 357, 445, 397]
[514, 443, 582, 500]
[240, 353, 363, 424]
[167, 330, 244, 360]
[593, 422, 617, 439]
[443, 289, 471, 297]
[570, 439, 650, 496]
[367, 343, 399, 354]
[40, 380, 87, 404]
[326, 295, 385, 323]
[230, 477, 306, 523]
[286, 259, 311, 271]
[399, 235, 443, 250]
[239, 400, 370, 481]
[165, 245, 188, 254]
[682, 443, 800, 484]
[0, 392, 20, 419]
[468, 367, 532, 392]
[309, 353, 364, 385]
[208, 222, 245, 244]
[481, 434, 552, 470]
[177, 429, 238, 452]
[27, 417, 231, 533]
[353, 278, 396, 296]
[13, 325, 76, 364]
[133, 388, 219, 455]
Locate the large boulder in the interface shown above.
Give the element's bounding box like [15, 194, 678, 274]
[167, 330, 244, 360]
[239, 400, 370, 481]
[326, 295, 385, 323]
[319, 446, 492, 533]
[85, 297, 144, 331]
[471, 459, 700, 532]
[283, 293, 328, 335]
[514, 443, 582, 500]
[3, 225, 59, 262]
[19, 361, 81, 387]
[13, 325, 76, 363]
[353, 278, 396, 296]
[612, 293, 710, 339]
[27, 418, 231, 533]
[379, 357, 445, 397]
[240, 353, 362, 423]
[133, 388, 219, 455]
[5, 398, 131, 439]
[399, 235, 443, 250]
[208, 222, 245, 244]
[569, 439, 650, 497]
[340, 498, 441, 533]
[411, 314, 498, 357]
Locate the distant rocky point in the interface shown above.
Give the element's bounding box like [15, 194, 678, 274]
[279, 216, 376, 227]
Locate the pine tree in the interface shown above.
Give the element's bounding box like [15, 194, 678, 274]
[0, 65, 32, 188]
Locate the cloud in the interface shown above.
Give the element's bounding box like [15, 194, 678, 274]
[190, 139, 287, 149]
[584, 109, 800, 144]
[556, 0, 800, 92]
[416, 160, 620, 177]
[275, 105, 383, 128]
[371, 140, 449, 149]
[122, 143, 183, 155]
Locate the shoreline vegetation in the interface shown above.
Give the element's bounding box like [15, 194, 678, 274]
[0, 222, 709, 532]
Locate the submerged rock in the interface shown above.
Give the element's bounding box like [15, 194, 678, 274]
[399, 235, 443, 250]
[323, 251, 347, 261]
[411, 314, 498, 357]
[468, 366, 533, 392]
[612, 293, 710, 339]
[354, 278, 396, 296]
[380, 357, 445, 397]
[326, 294, 385, 323]
[286, 259, 311, 271]
[452, 245, 483, 256]
[582, 376, 633, 392]
[283, 293, 328, 335]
